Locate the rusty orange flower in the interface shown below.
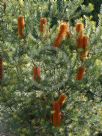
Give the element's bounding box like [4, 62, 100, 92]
[53, 101, 60, 112]
[40, 18, 47, 33]
[18, 16, 25, 38]
[76, 34, 84, 48]
[76, 23, 84, 33]
[58, 94, 67, 107]
[53, 111, 61, 127]
[76, 66, 85, 80]
[82, 35, 89, 49]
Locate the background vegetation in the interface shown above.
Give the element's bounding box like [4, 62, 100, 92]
[0, 0, 102, 136]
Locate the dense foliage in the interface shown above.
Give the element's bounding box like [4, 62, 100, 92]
[0, 0, 102, 136]
[84, 0, 102, 23]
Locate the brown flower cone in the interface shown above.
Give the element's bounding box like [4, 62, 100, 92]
[76, 66, 85, 80]
[76, 34, 84, 48]
[82, 35, 89, 49]
[76, 23, 84, 33]
[53, 111, 61, 127]
[59, 22, 69, 36]
[33, 66, 41, 81]
[18, 16, 25, 38]
[53, 22, 69, 48]
[53, 101, 60, 112]
[40, 18, 47, 33]
[58, 94, 67, 107]
[18, 16, 25, 28]
[77, 34, 89, 49]
[53, 34, 63, 48]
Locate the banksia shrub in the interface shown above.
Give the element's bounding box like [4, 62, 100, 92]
[0, 1, 102, 135]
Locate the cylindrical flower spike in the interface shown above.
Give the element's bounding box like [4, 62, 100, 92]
[52, 101, 61, 127]
[0, 58, 3, 80]
[40, 18, 47, 33]
[82, 35, 89, 49]
[18, 16, 25, 38]
[76, 33, 89, 49]
[59, 22, 69, 36]
[53, 22, 69, 48]
[33, 66, 41, 81]
[76, 33, 84, 48]
[37, 67, 41, 80]
[58, 94, 67, 107]
[53, 111, 61, 127]
[76, 66, 85, 80]
[76, 23, 84, 33]
[53, 101, 60, 113]
[52, 97, 66, 127]
[53, 34, 63, 48]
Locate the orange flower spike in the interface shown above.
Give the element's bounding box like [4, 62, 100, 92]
[53, 22, 69, 48]
[76, 34, 84, 48]
[82, 36, 89, 49]
[53, 101, 60, 113]
[0, 58, 3, 80]
[76, 23, 84, 33]
[53, 35, 63, 48]
[59, 22, 69, 36]
[33, 66, 41, 80]
[76, 66, 86, 80]
[18, 16, 25, 28]
[40, 18, 47, 33]
[18, 16, 25, 38]
[37, 67, 41, 80]
[58, 94, 67, 107]
[53, 111, 61, 127]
